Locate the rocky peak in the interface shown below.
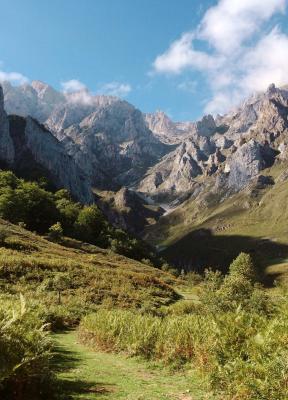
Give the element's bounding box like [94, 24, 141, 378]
[195, 114, 216, 136]
[267, 83, 277, 97]
[31, 80, 64, 104]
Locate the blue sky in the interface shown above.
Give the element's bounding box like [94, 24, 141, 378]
[0, 0, 287, 120]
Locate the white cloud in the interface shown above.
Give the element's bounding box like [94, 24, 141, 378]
[153, 0, 288, 114]
[65, 90, 94, 105]
[61, 79, 87, 93]
[153, 33, 219, 74]
[98, 81, 132, 97]
[0, 70, 28, 85]
[62, 79, 132, 104]
[241, 27, 288, 92]
[200, 0, 286, 53]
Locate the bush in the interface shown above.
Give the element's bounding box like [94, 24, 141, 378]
[0, 297, 52, 398]
[228, 252, 256, 281]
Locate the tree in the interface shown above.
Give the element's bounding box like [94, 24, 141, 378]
[218, 253, 256, 307]
[75, 205, 105, 243]
[54, 189, 71, 201]
[0, 176, 59, 233]
[228, 253, 256, 282]
[0, 171, 19, 192]
[14, 181, 59, 233]
[53, 273, 71, 304]
[56, 198, 81, 233]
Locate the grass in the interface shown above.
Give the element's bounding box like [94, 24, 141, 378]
[0, 218, 179, 328]
[52, 330, 211, 400]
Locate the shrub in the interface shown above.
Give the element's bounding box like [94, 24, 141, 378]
[0, 297, 52, 398]
[228, 252, 256, 282]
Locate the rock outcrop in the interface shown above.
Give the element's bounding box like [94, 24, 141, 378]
[97, 187, 164, 234]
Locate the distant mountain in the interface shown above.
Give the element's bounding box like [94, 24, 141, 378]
[144, 110, 217, 144]
[2, 81, 169, 190]
[139, 84, 288, 202]
[1, 80, 288, 238]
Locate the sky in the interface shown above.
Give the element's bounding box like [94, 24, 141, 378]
[0, 0, 287, 120]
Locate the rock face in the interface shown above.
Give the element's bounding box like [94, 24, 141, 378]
[3, 81, 169, 189]
[0, 86, 14, 164]
[0, 85, 93, 203]
[97, 187, 164, 234]
[227, 140, 265, 190]
[144, 111, 217, 144]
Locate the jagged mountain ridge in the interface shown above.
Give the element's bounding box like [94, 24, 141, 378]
[138, 84, 288, 203]
[1, 80, 288, 236]
[144, 111, 217, 144]
[2, 81, 169, 189]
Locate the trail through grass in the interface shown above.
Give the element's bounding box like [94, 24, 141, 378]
[52, 331, 210, 400]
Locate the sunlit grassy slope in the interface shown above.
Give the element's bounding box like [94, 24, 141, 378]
[0, 219, 178, 321]
[145, 162, 288, 281]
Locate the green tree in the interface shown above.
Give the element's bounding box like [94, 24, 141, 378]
[14, 181, 59, 233]
[75, 205, 105, 243]
[56, 198, 81, 233]
[218, 253, 257, 308]
[228, 252, 256, 282]
[0, 171, 19, 192]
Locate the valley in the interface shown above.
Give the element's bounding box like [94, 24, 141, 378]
[1, 80, 288, 399]
[2, 0, 288, 398]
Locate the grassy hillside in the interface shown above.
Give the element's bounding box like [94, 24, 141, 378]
[145, 162, 288, 282]
[0, 218, 178, 327]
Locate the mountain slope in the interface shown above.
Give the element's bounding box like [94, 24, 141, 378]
[144, 161, 288, 279]
[2, 79, 288, 244]
[0, 218, 178, 316]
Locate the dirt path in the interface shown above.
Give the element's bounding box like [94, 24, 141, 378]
[52, 330, 209, 400]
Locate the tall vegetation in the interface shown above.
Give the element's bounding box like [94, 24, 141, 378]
[79, 253, 288, 399]
[0, 297, 52, 398]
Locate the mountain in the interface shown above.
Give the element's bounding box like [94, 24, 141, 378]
[143, 84, 288, 270]
[139, 84, 287, 203]
[2, 81, 169, 189]
[0, 85, 93, 203]
[1, 79, 288, 255]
